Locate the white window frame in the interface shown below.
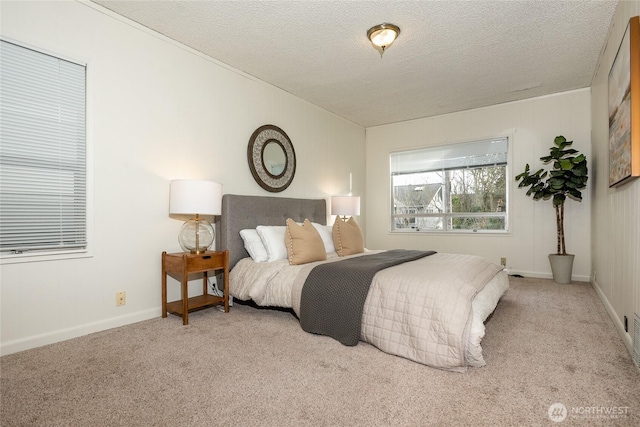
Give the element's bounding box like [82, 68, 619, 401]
[0, 38, 93, 264]
[390, 137, 510, 234]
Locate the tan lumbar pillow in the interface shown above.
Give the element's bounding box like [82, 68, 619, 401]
[332, 217, 364, 256]
[285, 218, 327, 265]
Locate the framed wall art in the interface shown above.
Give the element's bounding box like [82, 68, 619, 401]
[608, 16, 640, 187]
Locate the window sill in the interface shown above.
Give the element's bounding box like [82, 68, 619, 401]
[0, 249, 92, 265]
[389, 229, 510, 236]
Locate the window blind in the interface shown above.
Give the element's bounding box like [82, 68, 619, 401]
[0, 40, 87, 254]
[390, 137, 508, 176]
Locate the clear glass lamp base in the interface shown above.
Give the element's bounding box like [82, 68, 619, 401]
[178, 218, 214, 254]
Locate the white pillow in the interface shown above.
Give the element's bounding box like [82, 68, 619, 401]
[239, 229, 269, 262]
[312, 222, 335, 254]
[256, 225, 288, 262]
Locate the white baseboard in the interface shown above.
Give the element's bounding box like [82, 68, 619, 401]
[507, 269, 591, 282]
[590, 280, 638, 372]
[0, 308, 159, 356]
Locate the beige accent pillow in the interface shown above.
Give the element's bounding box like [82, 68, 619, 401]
[332, 217, 364, 256]
[285, 218, 327, 265]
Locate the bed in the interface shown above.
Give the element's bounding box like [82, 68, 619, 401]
[216, 194, 509, 372]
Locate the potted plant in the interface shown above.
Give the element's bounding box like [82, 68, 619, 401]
[515, 135, 588, 283]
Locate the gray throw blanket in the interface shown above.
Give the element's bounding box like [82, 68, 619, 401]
[300, 249, 435, 346]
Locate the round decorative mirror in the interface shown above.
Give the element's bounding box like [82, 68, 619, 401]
[262, 141, 287, 177]
[247, 124, 296, 192]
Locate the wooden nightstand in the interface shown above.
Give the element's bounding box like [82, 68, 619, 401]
[162, 250, 229, 325]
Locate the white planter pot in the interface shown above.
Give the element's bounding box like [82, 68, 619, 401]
[548, 254, 575, 284]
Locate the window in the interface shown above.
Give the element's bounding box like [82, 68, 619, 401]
[0, 40, 87, 256]
[390, 137, 508, 233]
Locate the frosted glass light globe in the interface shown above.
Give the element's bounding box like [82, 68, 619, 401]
[178, 218, 214, 254]
[366, 23, 400, 57]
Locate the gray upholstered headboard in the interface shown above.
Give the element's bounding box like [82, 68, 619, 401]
[215, 194, 327, 269]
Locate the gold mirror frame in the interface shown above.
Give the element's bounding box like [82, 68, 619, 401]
[247, 124, 296, 192]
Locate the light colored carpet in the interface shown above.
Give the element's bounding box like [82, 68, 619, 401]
[2, 277, 639, 426]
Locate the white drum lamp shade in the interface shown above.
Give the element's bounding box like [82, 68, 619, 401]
[169, 180, 222, 254]
[331, 196, 361, 220]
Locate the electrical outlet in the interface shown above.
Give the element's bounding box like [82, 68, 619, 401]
[116, 291, 126, 306]
[500, 257, 507, 266]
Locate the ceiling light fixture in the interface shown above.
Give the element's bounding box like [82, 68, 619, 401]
[367, 23, 400, 57]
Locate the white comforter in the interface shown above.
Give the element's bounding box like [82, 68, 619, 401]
[230, 251, 508, 371]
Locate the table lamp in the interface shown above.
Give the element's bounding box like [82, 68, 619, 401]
[169, 180, 222, 254]
[331, 195, 360, 221]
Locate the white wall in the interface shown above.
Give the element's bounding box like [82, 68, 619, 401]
[590, 0, 640, 358]
[0, 1, 365, 355]
[366, 89, 592, 280]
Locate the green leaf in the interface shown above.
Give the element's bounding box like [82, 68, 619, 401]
[549, 176, 564, 185]
[568, 189, 582, 200]
[559, 159, 572, 170]
[570, 176, 582, 184]
[554, 135, 567, 146]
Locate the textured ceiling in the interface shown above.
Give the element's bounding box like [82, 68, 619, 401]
[91, 0, 617, 127]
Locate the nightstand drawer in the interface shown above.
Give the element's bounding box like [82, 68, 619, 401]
[163, 251, 225, 274]
[185, 252, 225, 272]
